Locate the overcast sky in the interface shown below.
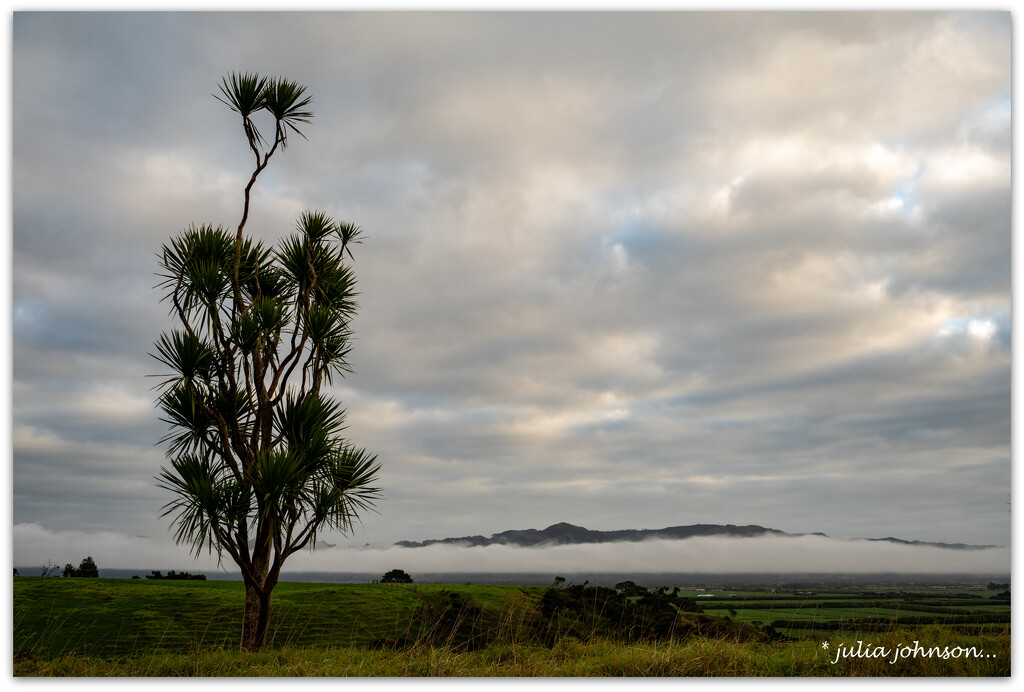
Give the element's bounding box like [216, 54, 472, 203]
[8, 10, 1013, 573]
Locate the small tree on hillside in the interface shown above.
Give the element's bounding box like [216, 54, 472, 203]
[63, 557, 99, 578]
[380, 569, 413, 584]
[78, 556, 99, 578]
[153, 72, 381, 651]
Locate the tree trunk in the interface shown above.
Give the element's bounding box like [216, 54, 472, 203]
[241, 543, 272, 651]
[241, 581, 272, 650]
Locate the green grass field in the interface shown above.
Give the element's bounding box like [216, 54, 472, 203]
[691, 587, 1010, 636]
[13, 577, 1010, 677]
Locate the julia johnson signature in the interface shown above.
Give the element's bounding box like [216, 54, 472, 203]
[821, 639, 997, 665]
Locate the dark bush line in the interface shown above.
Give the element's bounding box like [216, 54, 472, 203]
[144, 570, 207, 580]
[537, 585, 783, 646]
[715, 592, 989, 604]
[370, 585, 780, 652]
[772, 612, 1011, 631]
[727, 600, 1004, 615]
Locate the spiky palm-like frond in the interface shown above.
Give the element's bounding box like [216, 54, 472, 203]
[215, 72, 267, 117]
[304, 303, 354, 383]
[262, 76, 313, 146]
[274, 391, 348, 449]
[297, 210, 335, 242]
[157, 224, 237, 328]
[151, 330, 216, 386]
[156, 383, 252, 457]
[157, 452, 251, 560]
[320, 445, 381, 534]
[250, 449, 306, 525]
[215, 72, 269, 146]
[336, 221, 364, 260]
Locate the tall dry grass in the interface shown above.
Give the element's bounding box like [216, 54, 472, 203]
[15, 627, 1009, 677]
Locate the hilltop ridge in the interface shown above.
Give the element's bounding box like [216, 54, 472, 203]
[394, 522, 817, 548]
[394, 522, 997, 550]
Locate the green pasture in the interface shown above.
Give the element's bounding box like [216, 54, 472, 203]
[696, 587, 1010, 636]
[14, 577, 551, 658]
[13, 577, 1010, 676]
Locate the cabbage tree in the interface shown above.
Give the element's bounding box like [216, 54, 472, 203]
[152, 72, 380, 651]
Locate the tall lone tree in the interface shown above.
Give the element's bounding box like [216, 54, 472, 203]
[153, 72, 381, 651]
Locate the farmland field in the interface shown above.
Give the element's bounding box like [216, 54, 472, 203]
[13, 577, 1010, 676]
[676, 586, 1010, 638]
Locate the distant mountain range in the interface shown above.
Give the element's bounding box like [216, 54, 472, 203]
[858, 536, 1000, 551]
[394, 522, 1000, 551]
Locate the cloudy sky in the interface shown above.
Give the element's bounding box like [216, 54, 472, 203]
[8, 10, 1013, 573]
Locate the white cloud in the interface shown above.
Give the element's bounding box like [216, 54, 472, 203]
[10, 11, 1011, 551]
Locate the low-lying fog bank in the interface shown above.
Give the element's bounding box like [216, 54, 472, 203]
[15, 523, 1009, 580]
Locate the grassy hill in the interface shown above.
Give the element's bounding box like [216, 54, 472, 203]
[14, 577, 535, 656]
[13, 577, 1010, 676]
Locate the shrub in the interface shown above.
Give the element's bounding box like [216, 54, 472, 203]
[381, 569, 413, 584]
[62, 557, 99, 578]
